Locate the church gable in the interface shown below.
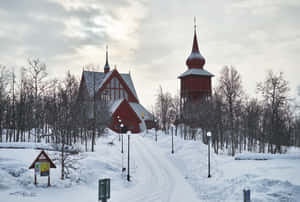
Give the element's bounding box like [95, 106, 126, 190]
[79, 69, 138, 103]
[98, 70, 138, 103]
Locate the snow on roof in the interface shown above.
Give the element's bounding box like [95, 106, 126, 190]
[99, 70, 114, 90]
[178, 68, 214, 78]
[129, 102, 153, 121]
[83, 70, 138, 101]
[83, 71, 105, 97]
[120, 74, 139, 102]
[108, 99, 124, 113]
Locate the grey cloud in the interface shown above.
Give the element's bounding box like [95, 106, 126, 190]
[0, 0, 132, 64]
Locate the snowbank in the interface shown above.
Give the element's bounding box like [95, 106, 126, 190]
[235, 152, 300, 160]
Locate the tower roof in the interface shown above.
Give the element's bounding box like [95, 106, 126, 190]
[186, 20, 205, 69]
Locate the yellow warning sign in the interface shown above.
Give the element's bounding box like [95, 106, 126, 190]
[40, 162, 50, 176]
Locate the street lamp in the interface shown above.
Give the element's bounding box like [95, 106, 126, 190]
[118, 118, 122, 141]
[120, 123, 124, 154]
[154, 120, 157, 142]
[207, 131, 212, 178]
[127, 131, 131, 181]
[171, 125, 174, 154]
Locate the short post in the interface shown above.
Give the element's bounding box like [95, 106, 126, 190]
[243, 189, 250, 202]
[127, 133, 130, 181]
[207, 131, 212, 178]
[34, 174, 37, 185]
[48, 175, 50, 187]
[98, 178, 110, 202]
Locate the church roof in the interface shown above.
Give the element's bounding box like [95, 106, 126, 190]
[129, 102, 153, 121]
[178, 68, 214, 78]
[108, 99, 124, 113]
[120, 73, 138, 101]
[83, 70, 138, 101]
[108, 99, 153, 121]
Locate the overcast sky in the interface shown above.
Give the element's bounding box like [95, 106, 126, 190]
[1, 0, 300, 109]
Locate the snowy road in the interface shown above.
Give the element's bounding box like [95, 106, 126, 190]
[113, 134, 200, 202]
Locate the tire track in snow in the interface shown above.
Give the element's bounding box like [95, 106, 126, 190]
[133, 136, 174, 202]
[115, 134, 200, 202]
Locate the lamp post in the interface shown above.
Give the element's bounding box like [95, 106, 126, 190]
[118, 118, 121, 141]
[121, 123, 125, 175]
[120, 123, 124, 154]
[127, 131, 131, 181]
[171, 125, 174, 154]
[207, 131, 212, 178]
[154, 120, 157, 142]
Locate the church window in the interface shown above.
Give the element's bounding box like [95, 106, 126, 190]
[116, 88, 119, 99]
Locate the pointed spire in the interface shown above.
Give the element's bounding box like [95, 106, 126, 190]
[192, 17, 200, 53]
[104, 45, 110, 73]
[186, 18, 205, 69]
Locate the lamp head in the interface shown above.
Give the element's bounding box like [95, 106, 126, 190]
[207, 131, 212, 137]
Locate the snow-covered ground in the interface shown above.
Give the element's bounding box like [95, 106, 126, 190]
[144, 130, 300, 202]
[0, 129, 300, 202]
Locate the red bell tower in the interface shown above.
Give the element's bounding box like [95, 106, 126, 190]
[178, 19, 214, 105]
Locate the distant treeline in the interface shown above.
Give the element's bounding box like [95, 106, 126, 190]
[0, 59, 111, 153]
[154, 66, 300, 155]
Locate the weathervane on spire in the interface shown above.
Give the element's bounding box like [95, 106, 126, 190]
[194, 16, 197, 32]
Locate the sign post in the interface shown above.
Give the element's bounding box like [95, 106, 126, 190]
[243, 189, 250, 202]
[29, 150, 56, 187]
[98, 178, 110, 202]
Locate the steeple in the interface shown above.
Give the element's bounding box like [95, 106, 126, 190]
[104, 45, 110, 73]
[186, 17, 206, 69]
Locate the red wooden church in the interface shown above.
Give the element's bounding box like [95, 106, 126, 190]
[78, 48, 153, 133]
[178, 21, 214, 105]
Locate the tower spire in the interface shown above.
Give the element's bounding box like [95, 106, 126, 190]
[186, 18, 205, 69]
[104, 45, 110, 73]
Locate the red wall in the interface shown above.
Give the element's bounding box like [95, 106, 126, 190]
[181, 76, 211, 93]
[111, 101, 141, 133]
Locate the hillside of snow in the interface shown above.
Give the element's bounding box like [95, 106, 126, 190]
[0, 129, 300, 202]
